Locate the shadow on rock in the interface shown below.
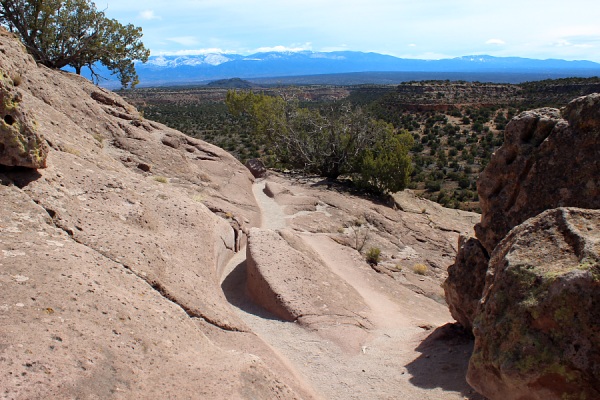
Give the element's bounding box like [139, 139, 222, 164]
[221, 259, 289, 322]
[406, 323, 486, 400]
[0, 165, 42, 188]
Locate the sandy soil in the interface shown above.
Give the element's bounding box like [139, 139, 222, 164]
[222, 178, 485, 400]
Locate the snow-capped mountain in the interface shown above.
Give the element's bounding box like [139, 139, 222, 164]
[97, 51, 600, 87]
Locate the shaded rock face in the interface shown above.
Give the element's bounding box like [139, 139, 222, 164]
[467, 208, 600, 400]
[442, 236, 489, 332]
[245, 158, 267, 178]
[476, 96, 600, 253]
[0, 69, 47, 168]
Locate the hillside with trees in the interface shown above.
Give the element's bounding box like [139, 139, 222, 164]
[124, 77, 600, 211]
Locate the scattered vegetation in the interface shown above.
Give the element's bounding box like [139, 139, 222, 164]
[226, 90, 413, 194]
[124, 77, 600, 210]
[153, 175, 168, 183]
[91, 133, 104, 143]
[348, 218, 369, 252]
[63, 146, 80, 156]
[365, 247, 381, 265]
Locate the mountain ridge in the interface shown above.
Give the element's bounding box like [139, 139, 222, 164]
[90, 51, 600, 88]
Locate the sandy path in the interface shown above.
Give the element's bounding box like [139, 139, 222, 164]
[252, 180, 286, 230]
[222, 178, 483, 400]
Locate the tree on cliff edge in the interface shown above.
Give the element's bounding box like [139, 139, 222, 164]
[0, 0, 149, 88]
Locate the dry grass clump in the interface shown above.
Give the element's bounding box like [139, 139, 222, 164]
[412, 263, 429, 275]
[153, 175, 168, 184]
[63, 146, 80, 156]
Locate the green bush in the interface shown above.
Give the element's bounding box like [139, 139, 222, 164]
[357, 131, 414, 193]
[365, 247, 381, 265]
[226, 90, 413, 194]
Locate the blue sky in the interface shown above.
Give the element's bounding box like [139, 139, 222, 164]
[101, 0, 600, 62]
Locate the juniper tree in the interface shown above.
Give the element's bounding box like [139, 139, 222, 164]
[0, 0, 149, 88]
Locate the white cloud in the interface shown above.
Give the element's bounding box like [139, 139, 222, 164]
[166, 36, 200, 46]
[552, 38, 596, 48]
[553, 39, 572, 47]
[155, 48, 230, 56]
[139, 10, 160, 20]
[252, 43, 312, 53]
[408, 43, 417, 47]
[485, 39, 506, 45]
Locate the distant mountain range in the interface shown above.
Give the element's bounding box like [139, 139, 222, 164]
[94, 51, 600, 88]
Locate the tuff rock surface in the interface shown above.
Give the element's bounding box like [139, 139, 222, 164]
[0, 26, 496, 399]
[246, 227, 372, 348]
[0, 28, 315, 399]
[476, 96, 600, 253]
[467, 208, 600, 400]
[0, 63, 47, 168]
[442, 236, 489, 332]
[445, 94, 600, 331]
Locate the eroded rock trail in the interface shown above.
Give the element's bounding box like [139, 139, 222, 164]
[222, 177, 484, 400]
[1, 26, 485, 399]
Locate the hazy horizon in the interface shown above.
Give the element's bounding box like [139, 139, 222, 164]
[103, 0, 600, 62]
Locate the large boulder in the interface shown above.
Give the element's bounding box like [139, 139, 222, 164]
[246, 227, 372, 349]
[445, 94, 600, 333]
[246, 227, 368, 324]
[442, 236, 489, 331]
[467, 208, 600, 400]
[245, 158, 267, 178]
[475, 95, 600, 253]
[0, 69, 47, 168]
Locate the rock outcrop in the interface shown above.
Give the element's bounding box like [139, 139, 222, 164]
[467, 208, 600, 400]
[0, 67, 47, 168]
[445, 94, 600, 330]
[476, 97, 600, 253]
[443, 93, 600, 399]
[0, 28, 315, 399]
[442, 236, 489, 331]
[244, 158, 267, 178]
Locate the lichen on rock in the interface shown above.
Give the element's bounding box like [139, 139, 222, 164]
[467, 208, 600, 400]
[475, 95, 600, 254]
[0, 69, 47, 168]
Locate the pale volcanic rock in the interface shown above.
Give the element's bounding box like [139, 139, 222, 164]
[0, 28, 311, 399]
[467, 208, 600, 400]
[262, 174, 478, 301]
[246, 227, 370, 329]
[0, 185, 301, 400]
